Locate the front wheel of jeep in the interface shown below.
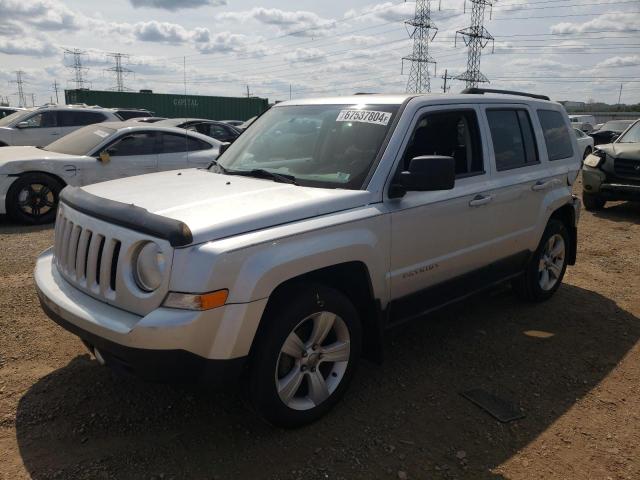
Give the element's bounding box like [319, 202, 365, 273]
[247, 284, 361, 428]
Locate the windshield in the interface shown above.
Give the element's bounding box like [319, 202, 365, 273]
[214, 104, 399, 189]
[617, 121, 640, 143]
[44, 124, 117, 155]
[0, 110, 30, 127]
[603, 120, 633, 132]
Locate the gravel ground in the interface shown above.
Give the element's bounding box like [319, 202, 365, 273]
[0, 184, 639, 480]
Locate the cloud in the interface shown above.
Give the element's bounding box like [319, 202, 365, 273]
[551, 13, 639, 34]
[218, 8, 337, 37]
[0, 0, 78, 31]
[284, 48, 326, 63]
[129, 0, 226, 11]
[0, 37, 57, 57]
[345, 2, 415, 22]
[196, 31, 249, 54]
[594, 55, 640, 69]
[133, 21, 193, 43]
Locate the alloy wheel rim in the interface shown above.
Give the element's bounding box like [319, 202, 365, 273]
[17, 183, 54, 217]
[538, 234, 565, 291]
[275, 311, 350, 411]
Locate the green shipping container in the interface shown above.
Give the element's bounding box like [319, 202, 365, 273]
[64, 89, 269, 121]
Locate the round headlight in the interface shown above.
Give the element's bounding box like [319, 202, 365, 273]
[134, 242, 166, 292]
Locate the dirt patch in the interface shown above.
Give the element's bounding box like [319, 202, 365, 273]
[0, 190, 639, 480]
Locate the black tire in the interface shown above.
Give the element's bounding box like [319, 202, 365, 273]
[247, 284, 362, 428]
[6, 173, 64, 225]
[582, 191, 606, 211]
[582, 146, 592, 161]
[512, 219, 570, 302]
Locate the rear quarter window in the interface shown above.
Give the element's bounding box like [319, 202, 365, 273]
[537, 110, 574, 161]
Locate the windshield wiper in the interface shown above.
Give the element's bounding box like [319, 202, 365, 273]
[226, 168, 298, 185]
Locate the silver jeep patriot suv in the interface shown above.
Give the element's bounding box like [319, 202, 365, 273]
[35, 89, 581, 427]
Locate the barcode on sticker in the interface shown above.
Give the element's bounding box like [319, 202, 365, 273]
[336, 110, 392, 126]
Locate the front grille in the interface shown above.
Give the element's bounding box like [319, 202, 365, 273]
[54, 213, 122, 300]
[614, 158, 640, 179]
[52, 202, 173, 316]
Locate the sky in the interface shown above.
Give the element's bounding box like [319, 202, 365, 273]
[1, 0, 639, 106]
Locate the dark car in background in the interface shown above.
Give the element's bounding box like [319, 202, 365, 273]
[589, 120, 636, 146]
[155, 118, 241, 143]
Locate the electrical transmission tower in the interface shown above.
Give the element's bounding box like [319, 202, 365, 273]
[402, 0, 438, 93]
[454, 0, 496, 88]
[11, 71, 27, 107]
[64, 48, 91, 90]
[106, 53, 133, 92]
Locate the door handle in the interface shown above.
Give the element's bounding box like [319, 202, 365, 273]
[469, 194, 493, 207]
[531, 180, 556, 191]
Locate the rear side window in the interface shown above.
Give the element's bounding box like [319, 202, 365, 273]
[537, 110, 574, 161]
[160, 133, 211, 153]
[58, 111, 107, 127]
[487, 109, 539, 171]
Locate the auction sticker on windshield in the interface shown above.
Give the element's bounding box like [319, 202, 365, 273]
[93, 130, 110, 138]
[336, 110, 392, 126]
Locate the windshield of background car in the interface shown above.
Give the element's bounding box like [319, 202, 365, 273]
[43, 125, 117, 155]
[604, 121, 633, 132]
[617, 121, 640, 143]
[214, 104, 400, 189]
[0, 110, 30, 127]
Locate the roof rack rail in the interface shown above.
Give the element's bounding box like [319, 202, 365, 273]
[461, 87, 550, 101]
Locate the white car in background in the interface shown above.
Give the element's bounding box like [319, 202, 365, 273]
[573, 128, 594, 160]
[0, 122, 220, 224]
[568, 115, 596, 133]
[0, 106, 122, 147]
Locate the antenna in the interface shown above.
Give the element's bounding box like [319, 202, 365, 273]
[106, 53, 133, 92]
[454, 0, 496, 88]
[11, 71, 28, 107]
[64, 48, 91, 90]
[402, 0, 438, 93]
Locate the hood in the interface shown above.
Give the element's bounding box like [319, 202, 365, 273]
[81, 169, 373, 244]
[0, 146, 77, 171]
[597, 143, 640, 160]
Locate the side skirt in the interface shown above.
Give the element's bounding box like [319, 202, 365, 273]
[387, 251, 531, 328]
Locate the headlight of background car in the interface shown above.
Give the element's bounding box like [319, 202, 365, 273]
[584, 150, 606, 168]
[134, 241, 166, 292]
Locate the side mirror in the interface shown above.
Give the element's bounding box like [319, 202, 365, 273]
[394, 156, 455, 196]
[16, 121, 30, 129]
[98, 151, 111, 163]
[218, 142, 231, 155]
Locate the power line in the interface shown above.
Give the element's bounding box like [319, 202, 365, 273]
[106, 53, 134, 92]
[63, 48, 90, 90]
[403, 0, 438, 93]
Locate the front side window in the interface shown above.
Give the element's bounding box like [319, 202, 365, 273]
[23, 111, 57, 128]
[537, 110, 574, 161]
[487, 109, 539, 171]
[108, 132, 156, 156]
[215, 104, 400, 189]
[403, 109, 484, 178]
[160, 133, 211, 153]
[617, 121, 640, 143]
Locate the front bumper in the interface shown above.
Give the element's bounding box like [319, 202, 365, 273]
[582, 167, 640, 200]
[35, 248, 268, 383]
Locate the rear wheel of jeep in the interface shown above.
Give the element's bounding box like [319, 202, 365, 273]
[513, 219, 570, 302]
[6, 173, 64, 225]
[582, 191, 606, 211]
[247, 284, 361, 428]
